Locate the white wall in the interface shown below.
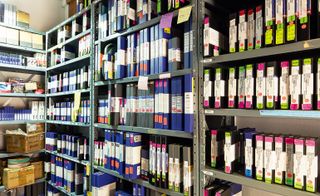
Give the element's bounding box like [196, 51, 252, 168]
[4, 0, 67, 32]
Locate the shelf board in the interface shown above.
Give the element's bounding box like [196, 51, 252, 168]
[0, 93, 45, 98]
[94, 69, 192, 86]
[0, 149, 45, 159]
[45, 150, 89, 166]
[0, 23, 45, 35]
[46, 120, 90, 127]
[0, 178, 45, 192]
[0, 120, 45, 125]
[47, 54, 90, 72]
[94, 123, 193, 139]
[0, 42, 45, 53]
[94, 166, 184, 196]
[202, 38, 320, 65]
[47, 181, 79, 196]
[95, 9, 179, 44]
[0, 63, 46, 74]
[202, 168, 320, 196]
[47, 6, 91, 34]
[48, 29, 91, 52]
[204, 109, 320, 119]
[47, 89, 90, 97]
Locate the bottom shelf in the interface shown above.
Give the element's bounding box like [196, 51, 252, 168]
[47, 181, 80, 196]
[0, 177, 45, 192]
[94, 166, 184, 196]
[202, 167, 320, 196]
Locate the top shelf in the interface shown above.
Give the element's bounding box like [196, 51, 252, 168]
[47, 6, 91, 34]
[0, 23, 45, 35]
[202, 38, 320, 66]
[95, 9, 180, 44]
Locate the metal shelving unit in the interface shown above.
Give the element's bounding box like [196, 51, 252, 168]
[198, 1, 320, 196]
[94, 166, 184, 196]
[44, 4, 94, 196]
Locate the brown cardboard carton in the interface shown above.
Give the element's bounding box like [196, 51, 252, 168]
[6, 132, 44, 153]
[3, 165, 34, 189]
[31, 161, 43, 179]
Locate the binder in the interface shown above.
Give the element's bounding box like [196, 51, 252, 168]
[280, 61, 290, 109]
[168, 144, 175, 190]
[214, 67, 227, 108]
[173, 77, 183, 131]
[148, 81, 155, 128]
[157, 0, 167, 14]
[139, 29, 144, 76]
[159, 26, 171, 73]
[154, 80, 159, 128]
[238, 9, 248, 52]
[286, 0, 297, 42]
[184, 74, 194, 133]
[305, 137, 320, 193]
[183, 146, 193, 196]
[141, 148, 149, 180]
[265, 0, 275, 46]
[75, 164, 84, 195]
[294, 137, 306, 190]
[229, 13, 238, 53]
[204, 69, 214, 108]
[116, 36, 127, 79]
[255, 5, 264, 49]
[275, 0, 286, 45]
[264, 135, 275, 184]
[274, 135, 286, 185]
[169, 37, 182, 71]
[238, 66, 246, 108]
[289, 59, 302, 110]
[256, 63, 266, 109]
[158, 80, 164, 128]
[174, 144, 183, 193]
[297, 0, 316, 41]
[154, 24, 159, 74]
[110, 131, 115, 170]
[184, 18, 192, 69]
[130, 133, 142, 179]
[255, 134, 264, 181]
[210, 129, 224, 168]
[156, 136, 162, 186]
[149, 135, 156, 184]
[285, 136, 294, 186]
[150, 26, 155, 74]
[247, 8, 255, 50]
[125, 132, 131, 179]
[228, 67, 238, 108]
[266, 61, 279, 109]
[244, 131, 256, 178]
[163, 79, 170, 129]
[161, 136, 168, 189]
[245, 64, 255, 109]
[224, 127, 239, 174]
[132, 33, 138, 77]
[301, 58, 315, 110]
[132, 85, 138, 126]
[143, 28, 150, 75]
[118, 132, 125, 175]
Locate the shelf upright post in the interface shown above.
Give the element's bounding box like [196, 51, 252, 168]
[89, 2, 96, 192]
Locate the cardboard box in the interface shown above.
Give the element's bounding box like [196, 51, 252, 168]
[67, 0, 76, 18]
[19, 31, 32, 48]
[31, 161, 43, 179]
[32, 33, 43, 50]
[6, 132, 44, 153]
[3, 165, 34, 189]
[16, 10, 30, 28]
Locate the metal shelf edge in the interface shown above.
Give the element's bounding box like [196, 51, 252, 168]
[94, 166, 184, 196]
[46, 120, 90, 127]
[204, 109, 320, 119]
[47, 54, 90, 71]
[0, 23, 45, 35]
[202, 168, 320, 196]
[47, 89, 90, 97]
[203, 38, 320, 64]
[0, 42, 45, 53]
[45, 150, 89, 166]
